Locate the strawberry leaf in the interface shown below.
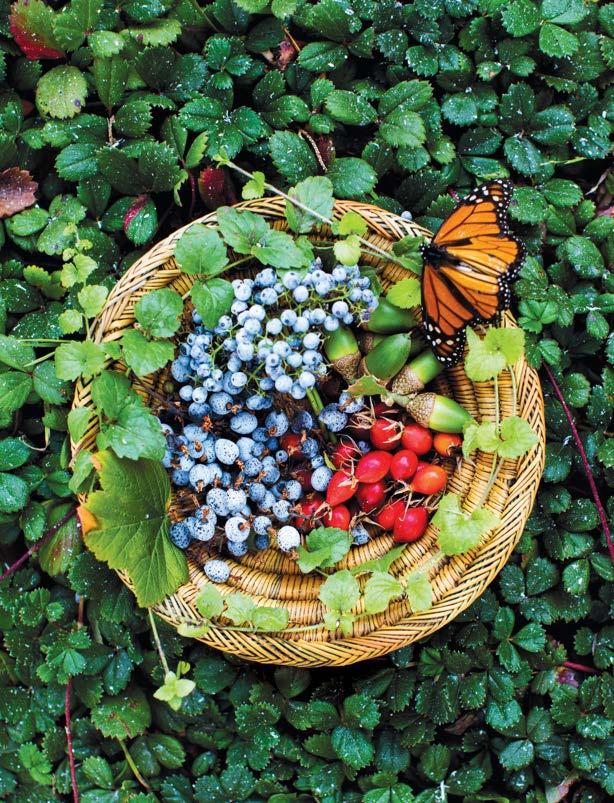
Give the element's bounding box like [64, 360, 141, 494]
[0, 168, 37, 218]
[9, 0, 64, 60]
[433, 492, 500, 556]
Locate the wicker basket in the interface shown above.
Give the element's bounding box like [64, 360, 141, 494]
[72, 199, 545, 668]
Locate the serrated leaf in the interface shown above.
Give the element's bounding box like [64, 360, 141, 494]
[84, 451, 188, 607]
[433, 493, 500, 556]
[363, 571, 403, 615]
[386, 277, 421, 309]
[36, 66, 87, 120]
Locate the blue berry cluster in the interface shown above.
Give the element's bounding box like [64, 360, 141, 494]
[170, 260, 377, 402]
[164, 403, 332, 570]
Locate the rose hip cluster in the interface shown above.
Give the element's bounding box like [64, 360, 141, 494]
[295, 403, 462, 544]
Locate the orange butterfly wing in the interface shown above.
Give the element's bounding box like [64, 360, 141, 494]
[421, 180, 525, 365]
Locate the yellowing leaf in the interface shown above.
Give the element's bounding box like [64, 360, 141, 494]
[386, 277, 421, 309]
[432, 492, 500, 556]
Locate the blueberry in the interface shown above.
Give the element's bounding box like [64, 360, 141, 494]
[311, 466, 333, 492]
[204, 559, 230, 583]
[253, 515, 272, 535]
[215, 438, 239, 465]
[227, 539, 248, 557]
[206, 488, 229, 516]
[230, 411, 258, 435]
[169, 522, 191, 549]
[225, 516, 249, 542]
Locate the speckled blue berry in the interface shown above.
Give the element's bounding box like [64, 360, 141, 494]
[206, 488, 229, 516]
[215, 438, 239, 465]
[203, 559, 230, 583]
[311, 466, 333, 492]
[169, 522, 191, 549]
[230, 411, 258, 435]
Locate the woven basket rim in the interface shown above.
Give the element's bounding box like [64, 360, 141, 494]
[72, 198, 545, 668]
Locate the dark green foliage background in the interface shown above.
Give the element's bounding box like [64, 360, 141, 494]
[0, 0, 613, 799]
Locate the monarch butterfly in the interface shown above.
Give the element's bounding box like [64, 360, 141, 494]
[420, 179, 525, 366]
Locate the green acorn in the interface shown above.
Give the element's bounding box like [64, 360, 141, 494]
[364, 298, 417, 334]
[407, 392, 473, 433]
[363, 333, 413, 381]
[391, 350, 445, 395]
[324, 326, 361, 382]
[358, 332, 385, 354]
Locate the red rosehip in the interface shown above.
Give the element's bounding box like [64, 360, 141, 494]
[331, 440, 360, 469]
[281, 432, 303, 458]
[375, 499, 406, 530]
[370, 418, 402, 450]
[294, 494, 324, 531]
[433, 432, 463, 457]
[323, 504, 351, 530]
[393, 506, 429, 542]
[356, 480, 386, 512]
[355, 451, 392, 483]
[410, 464, 447, 495]
[326, 471, 357, 506]
[401, 423, 433, 455]
[390, 449, 419, 481]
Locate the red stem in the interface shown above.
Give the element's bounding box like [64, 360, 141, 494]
[65, 598, 84, 803]
[0, 507, 78, 584]
[563, 661, 598, 674]
[543, 364, 614, 566]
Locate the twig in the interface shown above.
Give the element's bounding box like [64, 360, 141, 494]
[223, 160, 423, 273]
[0, 507, 77, 584]
[543, 364, 614, 566]
[148, 608, 170, 675]
[118, 739, 152, 792]
[563, 661, 598, 674]
[188, 169, 197, 218]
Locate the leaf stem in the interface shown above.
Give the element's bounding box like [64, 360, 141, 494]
[562, 660, 598, 674]
[118, 739, 151, 792]
[148, 608, 170, 675]
[0, 507, 77, 585]
[543, 363, 614, 566]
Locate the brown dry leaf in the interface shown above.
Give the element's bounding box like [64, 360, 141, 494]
[0, 167, 37, 218]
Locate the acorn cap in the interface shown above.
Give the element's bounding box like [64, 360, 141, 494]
[332, 351, 362, 382]
[392, 350, 444, 395]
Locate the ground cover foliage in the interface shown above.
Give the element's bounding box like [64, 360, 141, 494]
[0, 0, 613, 799]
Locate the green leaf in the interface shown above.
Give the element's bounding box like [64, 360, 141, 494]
[464, 326, 525, 381]
[223, 592, 256, 626]
[195, 584, 224, 619]
[364, 571, 404, 615]
[135, 288, 183, 338]
[381, 109, 426, 147]
[121, 330, 174, 377]
[501, 0, 540, 36]
[217, 206, 268, 254]
[84, 451, 188, 607]
[32, 360, 70, 405]
[331, 726, 374, 769]
[78, 284, 108, 318]
[55, 340, 106, 381]
[499, 739, 534, 770]
[334, 235, 362, 266]
[0, 472, 29, 513]
[0, 334, 35, 369]
[0, 437, 30, 471]
[327, 158, 377, 199]
[175, 224, 228, 276]
[297, 527, 352, 573]
[54, 0, 102, 50]
[512, 622, 546, 652]
[269, 131, 318, 185]
[319, 569, 360, 612]
[36, 66, 88, 119]
[251, 606, 290, 631]
[406, 572, 433, 612]
[0, 372, 34, 413]
[332, 211, 368, 237]
[97, 401, 166, 461]
[91, 686, 151, 738]
[241, 170, 265, 200]
[324, 91, 377, 126]
[539, 22, 579, 57]
[433, 493, 500, 555]
[67, 406, 91, 443]
[297, 42, 348, 72]
[386, 277, 421, 309]
[497, 416, 538, 458]
[190, 279, 234, 329]
[285, 176, 334, 234]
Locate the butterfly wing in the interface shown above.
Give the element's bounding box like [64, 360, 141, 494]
[421, 180, 525, 364]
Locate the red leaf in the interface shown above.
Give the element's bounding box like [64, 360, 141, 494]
[123, 194, 149, 234]
[315, 135, 335, 169]
[277, 39, 297, 70]
[9, 0, 64, 61]
[0, 167, 37, 218]
[197, 166, 236, 211]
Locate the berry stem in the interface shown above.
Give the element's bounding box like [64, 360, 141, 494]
[544, 364, 614, 566]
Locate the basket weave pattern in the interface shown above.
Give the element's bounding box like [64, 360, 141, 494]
[73, 199, 545, 668]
